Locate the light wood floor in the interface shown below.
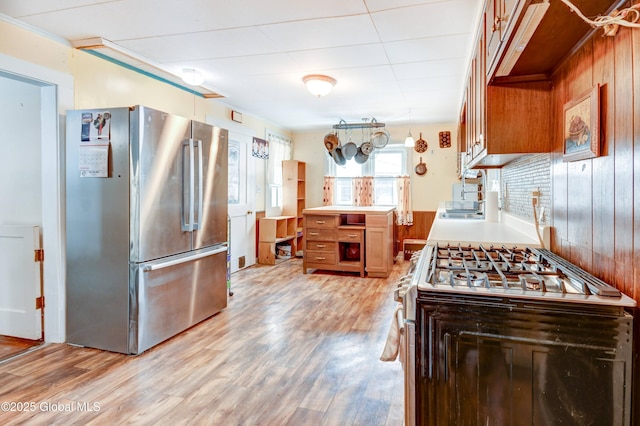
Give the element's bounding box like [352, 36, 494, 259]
[0, 258, 406, 425]
[0, 336, 42, 363]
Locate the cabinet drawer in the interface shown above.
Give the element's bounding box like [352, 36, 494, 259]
[305, 215, 338, 228]
[337, 229, 363, 242]
[305, 251, 336, 265]
[306, 228, 336, 241]
[307, 241, 336, 251]
[366, 213, 391, 227]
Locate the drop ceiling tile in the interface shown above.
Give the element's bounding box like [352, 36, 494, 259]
[383, 33, 471, 63]
[371, 0, 478, 41]
[257, 14, 380, 52]
[392, 57, 466, 79]
[287, 44, 390, 71]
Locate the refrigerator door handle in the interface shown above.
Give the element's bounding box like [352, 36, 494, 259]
[143, 246, 227, 271]
[193, 139, 204, 230]
[181, 138, 195, 231]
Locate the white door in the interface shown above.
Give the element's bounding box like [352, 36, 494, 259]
[227, 133, 256, 273]
[0, 225, 42, 340]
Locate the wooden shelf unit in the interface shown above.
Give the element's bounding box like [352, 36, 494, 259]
[282, 160, 306, 257]
[258, 215, 297, 265]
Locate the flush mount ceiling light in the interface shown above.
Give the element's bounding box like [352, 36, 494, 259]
[181, 68, 205, 86]
[72, 37, 223, 98]
[302, 74, 337, 97]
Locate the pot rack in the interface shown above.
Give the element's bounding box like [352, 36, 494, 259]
[332, 118, 385, 130]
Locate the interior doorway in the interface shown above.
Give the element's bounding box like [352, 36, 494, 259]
[0, 56, 71, 346]
[0, 73, 46, 355]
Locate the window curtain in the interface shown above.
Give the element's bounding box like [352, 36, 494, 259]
[396, 175, 413, 225]
[353, 176, 374, 206]
[266, 130, 292, 185]
[323, 176, 335, 206]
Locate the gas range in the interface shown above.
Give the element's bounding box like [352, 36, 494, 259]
[394, 243, 636, 426]
[414, 243, 636, 308]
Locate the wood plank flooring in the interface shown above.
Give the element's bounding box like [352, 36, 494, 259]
[0, 258, 406, 425]
[0, 336, 42, 363]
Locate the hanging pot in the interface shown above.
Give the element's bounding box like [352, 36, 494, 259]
[333, 144, 347, 166]
[354, 146, 369, 164]
[371, 130, 390, 149]
[360, 141, 374, 155]
[415, 157, 427, 175]
[324, 132, 339, 153]
[343, 140, 358, 159]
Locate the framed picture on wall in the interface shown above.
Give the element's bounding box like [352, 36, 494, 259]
[562, 84, 601, 162]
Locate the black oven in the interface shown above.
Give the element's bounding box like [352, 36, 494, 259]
[402, 244, 635, 426]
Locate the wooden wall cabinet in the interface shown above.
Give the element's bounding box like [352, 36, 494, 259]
[282, 160, 305, 256]
[462, 0, 553, 169]
[485, 0, 518, 77]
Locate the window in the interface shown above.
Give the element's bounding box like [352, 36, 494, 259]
[326, 145, 408, 206]
[265, 130, 292, 215]
[228, 144, 240, 204]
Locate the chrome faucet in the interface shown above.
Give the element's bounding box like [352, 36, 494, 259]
[460, 168, 484, 201]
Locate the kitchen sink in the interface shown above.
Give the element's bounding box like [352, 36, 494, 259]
[439, 211, 485, 220]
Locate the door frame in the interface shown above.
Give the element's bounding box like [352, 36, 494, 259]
[1, 53, 74, 343]
[206, 116, 257, 272]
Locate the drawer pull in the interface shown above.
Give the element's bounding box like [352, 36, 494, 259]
[315, 220, 326, 224]
[347, 233, 357, 238]
[316, 244, 326, 248]
[309, 232, 319, 236]
[315, 256, 326, 260]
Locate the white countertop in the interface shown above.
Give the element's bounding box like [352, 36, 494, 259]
[427, 205, 546, 248]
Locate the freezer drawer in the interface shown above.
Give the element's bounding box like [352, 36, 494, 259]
[129, 246, 227, 354]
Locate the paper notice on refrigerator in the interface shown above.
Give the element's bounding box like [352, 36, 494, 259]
[81, 111, 111, 141]
[79, 142, 110, 178]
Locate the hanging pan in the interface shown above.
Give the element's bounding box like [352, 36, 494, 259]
[415, 157, 427, 175]
[324, 132, 339, 153]
[414, 133, 428, 153]
[371, 130, 390, 149]
[342, 130, 358, 159]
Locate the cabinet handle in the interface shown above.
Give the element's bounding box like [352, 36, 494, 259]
[316, 244, 326, 248]
[315, 256, 326, 260]
[309, 232, 319, 236]
[492, 15, 508, 33]
[315, 220, 325, 224]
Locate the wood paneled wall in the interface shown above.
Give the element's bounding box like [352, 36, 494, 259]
[395, 211, 436, 248]
[549, 3, 640, 417]
[550, 2, 639, 302]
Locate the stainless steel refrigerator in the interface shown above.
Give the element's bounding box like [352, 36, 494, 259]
[65, 106, 228, 354]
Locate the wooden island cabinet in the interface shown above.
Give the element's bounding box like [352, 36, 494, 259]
[302, 206, 395, 278]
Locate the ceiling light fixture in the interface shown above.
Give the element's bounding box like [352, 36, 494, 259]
[404, 131, 415, 148]
[72, 37, 223, 98]
[302, 74, 337, 97]
[181, 68, 204, 86]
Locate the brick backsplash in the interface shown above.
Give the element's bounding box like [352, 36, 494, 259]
[500, 154, 551, 226]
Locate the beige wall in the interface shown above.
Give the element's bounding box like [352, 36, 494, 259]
[292, 123, 459, 211]
[1, 19, 291, 141]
